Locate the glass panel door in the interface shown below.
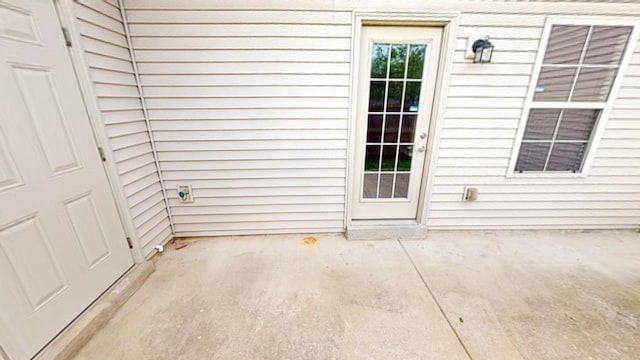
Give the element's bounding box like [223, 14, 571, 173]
[363, 43, 427, 199]
[351, 26, 442, 220]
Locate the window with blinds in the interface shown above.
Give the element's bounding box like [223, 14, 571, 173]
[514, 24, 633, 173]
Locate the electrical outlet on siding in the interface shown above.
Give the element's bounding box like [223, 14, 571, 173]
[463, 187, 478, 202]
[177, 185, 193, 203]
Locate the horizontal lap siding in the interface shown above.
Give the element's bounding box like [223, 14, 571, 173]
[124, 4, 350, 235]
[428, 13, 640, 229]
[74, 0, 171, 254]
[117, 1, 639, 233]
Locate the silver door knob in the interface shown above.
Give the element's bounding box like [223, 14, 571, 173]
[420, 132, 427, 139]
[418, 146, 426, 152]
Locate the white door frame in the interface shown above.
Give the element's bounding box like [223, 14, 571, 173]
[345, 11, 459, 230]
[53, 0, 144, 262]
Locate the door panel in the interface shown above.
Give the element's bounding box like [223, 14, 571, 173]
[352, 26, 442, 220]
[0, 1, 133, 359]
[12, 65, 80, 173]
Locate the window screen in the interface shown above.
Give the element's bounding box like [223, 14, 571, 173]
[515, 24, 632, 173]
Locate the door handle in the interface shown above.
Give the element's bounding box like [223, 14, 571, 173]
[417, 146, 426, 152]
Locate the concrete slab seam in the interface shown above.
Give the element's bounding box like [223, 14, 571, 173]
[397, 239, 473, 360]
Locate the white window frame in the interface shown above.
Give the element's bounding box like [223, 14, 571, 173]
[507, 17, 640, 178]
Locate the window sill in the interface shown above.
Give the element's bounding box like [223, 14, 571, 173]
[506, 171, 589, 179]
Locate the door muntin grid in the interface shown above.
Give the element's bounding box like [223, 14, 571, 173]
[363, 42, 427, 199]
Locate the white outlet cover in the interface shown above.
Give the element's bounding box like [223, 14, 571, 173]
[177, 185, 194, 203]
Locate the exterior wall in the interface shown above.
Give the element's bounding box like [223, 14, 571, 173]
[119, 0, 640, 235]
[427, 15, 640, 229]
[124, 3, 351, 236]
[73, 0, 172, 254]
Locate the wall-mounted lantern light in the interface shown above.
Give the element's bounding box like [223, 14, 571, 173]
[471, 36, 494, 63]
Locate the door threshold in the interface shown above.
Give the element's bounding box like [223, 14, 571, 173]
[347, 220, 427, 240]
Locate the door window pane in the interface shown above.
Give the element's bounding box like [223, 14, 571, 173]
[397, 146, 412, 171]
[543, 25, 589, 64]
[386, 81, 403, 112]
[365, 145, 381, 171]
[363, 174, 378, 198]
[533, 67, 576, 101]
[368, 81, 386, 112]
[404, 82, 421, 112]
[383, 115, 400, 143]
[379, 174, 394, 198]
[370, 43, 390, 78]
[389, 44, 407, 78]
[400, 115, 416, 142]
[407, 45, 426, 79]
[394, 174, 410, 198]
[366, 115, 383, 143]
[381, 145, 396, 171]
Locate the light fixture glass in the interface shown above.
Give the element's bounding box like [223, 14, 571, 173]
[472, 37, 494, 63]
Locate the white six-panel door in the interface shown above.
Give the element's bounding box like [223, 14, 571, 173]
[351, 26, 442, 220]
[0, 1, 133, 358]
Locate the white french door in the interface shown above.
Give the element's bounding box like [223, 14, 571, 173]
[0, 1, 133, 358]
[351, 26, 442, 220]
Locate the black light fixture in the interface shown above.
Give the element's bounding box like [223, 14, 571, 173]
[472, 36, 494, 63]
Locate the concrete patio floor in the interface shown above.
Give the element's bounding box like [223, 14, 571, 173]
[74, 231, 640, 360]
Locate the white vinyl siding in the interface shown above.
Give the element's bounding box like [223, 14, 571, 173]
[74, 0, 640, 235]
[74, 0, 171, 254]
[123, 2, 350, 236]
[427, 13, 640, 229]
